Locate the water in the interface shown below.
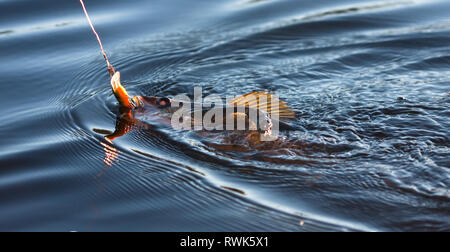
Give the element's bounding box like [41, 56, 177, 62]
[0, 0, 449, 231]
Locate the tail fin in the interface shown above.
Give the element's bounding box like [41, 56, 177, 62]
[111, 72, 134, 109]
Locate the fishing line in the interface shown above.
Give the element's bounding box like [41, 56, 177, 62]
[79, 0, 115, 77]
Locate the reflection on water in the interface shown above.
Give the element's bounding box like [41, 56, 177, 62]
[100, 140, 118, 168]
[0, 0, 449, 231]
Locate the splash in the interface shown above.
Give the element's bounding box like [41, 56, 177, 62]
[79, 0, 115, 77]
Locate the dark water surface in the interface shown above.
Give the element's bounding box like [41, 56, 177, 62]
[0, 0, 449, 231]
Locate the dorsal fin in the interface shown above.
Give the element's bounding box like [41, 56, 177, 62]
[228, 91, 296, 119]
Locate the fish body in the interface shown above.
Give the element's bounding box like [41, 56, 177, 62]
[108, 72, 297, 140]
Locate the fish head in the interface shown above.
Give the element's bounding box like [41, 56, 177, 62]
[138, 96, 172, 110]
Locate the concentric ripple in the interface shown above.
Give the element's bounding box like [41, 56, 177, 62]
[0, 0, 449, 231]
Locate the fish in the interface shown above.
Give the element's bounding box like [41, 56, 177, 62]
[107, 71, 298, 141]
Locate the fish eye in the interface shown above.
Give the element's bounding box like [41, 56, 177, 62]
[158, 98, 171, 108]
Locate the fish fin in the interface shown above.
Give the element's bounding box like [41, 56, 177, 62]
[111, 71, 133, 109]
[228, 91, 296, 119]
